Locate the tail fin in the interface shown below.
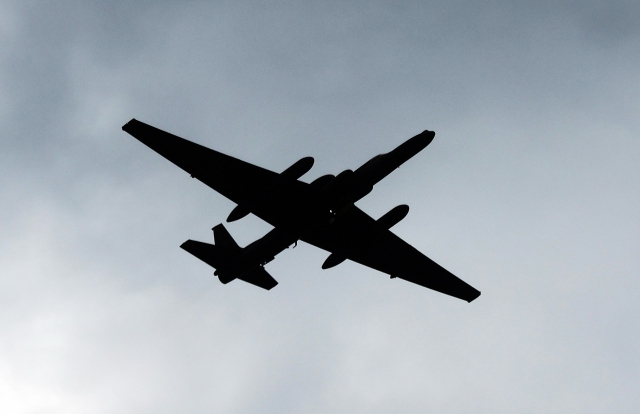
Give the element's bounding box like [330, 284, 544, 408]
[213, 224, 239, 248]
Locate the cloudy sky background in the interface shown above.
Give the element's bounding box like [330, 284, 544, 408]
[1, 1, 639, 412]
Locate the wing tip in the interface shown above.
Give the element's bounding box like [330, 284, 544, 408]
[121, 118, 140, 133]
[466, 290, 481, 303]
[420, 130, 436, 145]
[265, 280, 279, 290]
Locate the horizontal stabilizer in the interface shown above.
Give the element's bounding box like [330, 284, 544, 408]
[180, 240, 230, 269]
[238, 266, 278, 290]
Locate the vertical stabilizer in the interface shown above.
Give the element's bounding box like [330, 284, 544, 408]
[213, 224, 239, 249]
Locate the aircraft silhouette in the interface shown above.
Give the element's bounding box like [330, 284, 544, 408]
[123, 119, 480, 302]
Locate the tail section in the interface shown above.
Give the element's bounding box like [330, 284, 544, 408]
[181, 224, 278, 290]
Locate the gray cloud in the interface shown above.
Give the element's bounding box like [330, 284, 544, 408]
[1, 1, 639, 413]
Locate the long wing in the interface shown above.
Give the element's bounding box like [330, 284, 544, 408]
[122, 119, 318, 231]
[301, 206, 481, 302]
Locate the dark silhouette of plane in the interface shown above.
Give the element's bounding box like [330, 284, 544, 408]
[122, 119, 481, 302]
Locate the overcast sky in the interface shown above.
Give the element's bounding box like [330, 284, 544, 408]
[1, 1, 639, 413]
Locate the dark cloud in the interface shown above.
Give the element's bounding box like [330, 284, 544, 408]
[1, 1, 639, 412]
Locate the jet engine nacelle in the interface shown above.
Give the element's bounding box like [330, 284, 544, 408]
[377, 204, 409, 229]
[281, 156, 314, 180]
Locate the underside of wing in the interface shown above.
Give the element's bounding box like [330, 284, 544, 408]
[122, 119, 317, 230]
[302, 206, 481, 302]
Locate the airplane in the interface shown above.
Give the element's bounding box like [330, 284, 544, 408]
[122, 119, 481, 302]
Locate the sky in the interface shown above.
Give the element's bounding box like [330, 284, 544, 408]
[1, 1, 639, 413]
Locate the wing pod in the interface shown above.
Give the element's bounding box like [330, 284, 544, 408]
[377, 205, 409, 229]
[322, 252, 347, 269]
[227, 204, 251, 222]
[281, 156, 314, 180]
